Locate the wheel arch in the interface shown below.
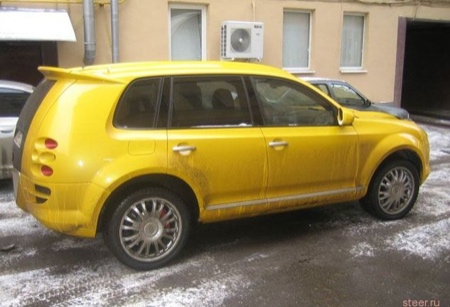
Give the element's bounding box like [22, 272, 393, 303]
[364, 148, 423, 193]
[97, 174, 200, 233]
[377, 149, 423, 177]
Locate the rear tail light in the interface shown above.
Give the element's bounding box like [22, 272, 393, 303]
[41, 165, 53, 176]
[44, 138, 58, 149]
[34, 138, 57, 177]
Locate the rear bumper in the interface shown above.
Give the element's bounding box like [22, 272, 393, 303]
[13, 170, 106, 238]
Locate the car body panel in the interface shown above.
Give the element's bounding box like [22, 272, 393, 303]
[13, 61, 430, 238]
[167, 127, 267, 214]
[262, 125, 359, 201]
[350, 113, 430, 189]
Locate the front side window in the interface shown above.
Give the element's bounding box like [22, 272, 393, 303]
[170, 5, 206, 60]
[341, 14, 365, 69]
[171, 76, 251, 128]
[114, 78, 161, 129]
[253, 77, 335, 126]
[331, 83, 365, 106]
[282, 11, 311, 70]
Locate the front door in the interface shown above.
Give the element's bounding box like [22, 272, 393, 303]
[252, 77, 359, 207]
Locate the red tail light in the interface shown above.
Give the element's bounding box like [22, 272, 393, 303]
[41, 165, 53, 176]
[45, 138, 58, 149]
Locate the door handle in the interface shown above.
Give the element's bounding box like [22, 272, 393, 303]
[269, 141, 288, 147]
[1, 129, 14, 134]
[172, 145, 196, 155]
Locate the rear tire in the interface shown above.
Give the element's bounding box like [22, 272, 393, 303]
[102, 187, 190, 270]
[361, 160, 420, 220]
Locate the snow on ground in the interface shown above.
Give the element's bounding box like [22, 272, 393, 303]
[0, 244, 250, 307]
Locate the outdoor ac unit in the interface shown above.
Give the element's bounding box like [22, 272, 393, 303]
[221, 21, 264, 59]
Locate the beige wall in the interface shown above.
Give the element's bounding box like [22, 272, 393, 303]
[4, 0, 450, 102]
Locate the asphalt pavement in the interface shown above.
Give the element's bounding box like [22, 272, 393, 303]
[0, 123, 449, 307]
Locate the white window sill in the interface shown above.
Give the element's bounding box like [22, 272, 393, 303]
[283, 68, 316, 75]
[340, 68, 368, 74]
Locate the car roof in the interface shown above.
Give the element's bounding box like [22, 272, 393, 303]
[38, 61, 300, 84]
[0, 80, 34, 93]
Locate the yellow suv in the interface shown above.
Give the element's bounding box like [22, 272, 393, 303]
[13, 61, 430, 270]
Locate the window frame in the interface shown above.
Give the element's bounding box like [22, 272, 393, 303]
[340, 13, 367, 73]
[282, 9, 313, 74]
[169, 4, 206, 61]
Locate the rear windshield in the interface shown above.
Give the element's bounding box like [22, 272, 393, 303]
[13, 80, 55, 171]
[0, 88, 31, 117]
[16, 80, 55, 132]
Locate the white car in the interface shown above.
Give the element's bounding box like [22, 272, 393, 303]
[303, 77, 410, 119]
[0, 80, 33, 179]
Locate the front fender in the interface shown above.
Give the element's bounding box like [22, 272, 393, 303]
[356, 130, 429, 193]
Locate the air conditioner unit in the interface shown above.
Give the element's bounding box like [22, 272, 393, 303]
[221, 21, 264, 59]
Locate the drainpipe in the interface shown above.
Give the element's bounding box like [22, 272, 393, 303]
[111, 0, 119, 63]
[83, 0, 96, 65]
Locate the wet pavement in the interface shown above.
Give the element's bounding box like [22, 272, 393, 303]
[0, 123, 449, 307]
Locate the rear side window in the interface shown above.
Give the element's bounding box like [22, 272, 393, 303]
[0, 88, 30, 117]
[170, 76, 252, 128]
[114, 78, 162, 129]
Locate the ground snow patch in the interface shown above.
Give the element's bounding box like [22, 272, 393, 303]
[387, 219, 450, 260]
[350, 242, 375, 258]
[127, 274, 250, 307]
[50, 237, 101, 251]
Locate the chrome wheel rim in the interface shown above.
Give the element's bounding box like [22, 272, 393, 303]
[378, 166, 415, 215]
[119, 197, 181, 262]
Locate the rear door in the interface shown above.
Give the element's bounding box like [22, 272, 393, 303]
[252, 77, 359, 207]
[166, 75, 267, 212]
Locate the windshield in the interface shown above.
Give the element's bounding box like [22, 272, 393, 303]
[330, 84, 366, 106]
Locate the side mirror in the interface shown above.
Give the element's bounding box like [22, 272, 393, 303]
[338, 108, 355, 126]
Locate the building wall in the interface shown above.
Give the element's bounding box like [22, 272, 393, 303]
[4, 0, 450, 103]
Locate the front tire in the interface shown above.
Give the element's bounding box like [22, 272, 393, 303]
[361, 160, 420, 220]
[103, 187, 190, 270]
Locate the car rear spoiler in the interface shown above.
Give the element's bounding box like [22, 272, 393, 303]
[38, 66, 126, 84]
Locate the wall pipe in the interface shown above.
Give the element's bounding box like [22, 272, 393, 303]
[111, 0, 119, 63]
[83, 0, 96, 65]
